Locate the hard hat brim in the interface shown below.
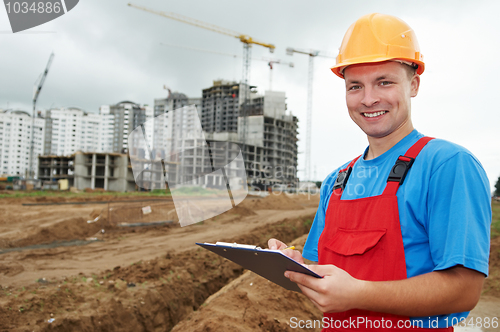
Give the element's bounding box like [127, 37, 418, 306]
[331, 57, 425, 79]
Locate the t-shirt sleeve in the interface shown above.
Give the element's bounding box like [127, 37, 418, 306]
[302, 203, 325, 262]
[303, 174, 336, 262]
[427, 151, 491, 276]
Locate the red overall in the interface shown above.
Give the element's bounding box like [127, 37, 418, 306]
[318, 137, 453, 331]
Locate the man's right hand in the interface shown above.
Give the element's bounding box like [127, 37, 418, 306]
[267, 238, 288, 250]
[267, 238, 305, 264]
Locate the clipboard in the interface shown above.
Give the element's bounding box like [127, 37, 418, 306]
[196, 242, 322, 292]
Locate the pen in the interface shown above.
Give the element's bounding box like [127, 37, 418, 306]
[283, 246, 295, 250]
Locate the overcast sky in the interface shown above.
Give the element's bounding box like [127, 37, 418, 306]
[2, 0, 499, 191]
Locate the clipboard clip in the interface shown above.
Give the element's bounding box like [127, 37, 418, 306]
[215, 242, 262, 250]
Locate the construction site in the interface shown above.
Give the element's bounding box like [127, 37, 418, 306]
[0, 192, 499, 331]
[2, 1, 500, 331]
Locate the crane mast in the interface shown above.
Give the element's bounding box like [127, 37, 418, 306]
[286, 47, 335, 183]
[29, 52, 54, 179]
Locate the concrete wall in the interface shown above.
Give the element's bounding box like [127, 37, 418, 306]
[263, 91, 286, 118]
[237, 116, 264, 147]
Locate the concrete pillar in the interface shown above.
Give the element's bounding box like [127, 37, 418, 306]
[104, 154, 109, 191]
[91, 153, 96, 190]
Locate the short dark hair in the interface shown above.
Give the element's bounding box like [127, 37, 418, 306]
[403, 63, 418, 80]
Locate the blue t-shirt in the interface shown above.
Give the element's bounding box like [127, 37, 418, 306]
[303, 129, 491, 328]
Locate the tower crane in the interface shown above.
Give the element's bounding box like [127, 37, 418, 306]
[29, 52, 54, 179]
[286, 47, 335, 182]
[265, 59, 294, 91]
[159, 42, 293, 91]
[128, 3, 276, 148]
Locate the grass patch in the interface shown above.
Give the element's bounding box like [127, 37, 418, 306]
[169, 186, 221, 196]
[492, 200, 500, 239]
[0, 189, 171, 199]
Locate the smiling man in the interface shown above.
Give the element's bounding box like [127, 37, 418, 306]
[269, 13, 491, 331]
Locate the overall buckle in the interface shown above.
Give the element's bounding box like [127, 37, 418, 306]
[333, 167, 352, 191]
[387, 156, 414, 185]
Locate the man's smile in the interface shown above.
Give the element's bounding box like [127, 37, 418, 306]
[362, 111, 387, 118]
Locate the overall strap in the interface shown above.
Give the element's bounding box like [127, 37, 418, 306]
[382, 136, 434, 196]
[332, 156, 361, 197]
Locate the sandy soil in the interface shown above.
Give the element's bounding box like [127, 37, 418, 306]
[0, 192, 498, 331]
[170, 234, 323, 332]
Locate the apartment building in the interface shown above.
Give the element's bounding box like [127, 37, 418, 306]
[44, 107, 107, 156]
[237, 91, 299, 185]
[200, 80, 258, 133]
[43, 102, 152, 157]
[197, 81, 298, 187]
[153, 92, 201, 160]
[102, 101, 154, 154]
[0, 110, 45, 176]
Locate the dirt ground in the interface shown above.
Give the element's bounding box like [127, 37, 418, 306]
[0, 192, 498, 331]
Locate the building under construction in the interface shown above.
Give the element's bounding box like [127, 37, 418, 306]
[38, 152, 178, 192]
[201, 80, 298, 188]
[35, 80, 298, 192]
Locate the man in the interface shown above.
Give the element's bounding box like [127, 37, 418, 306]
[269, 13, 491, 331]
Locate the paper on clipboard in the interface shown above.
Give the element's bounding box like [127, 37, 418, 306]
[196, 242, 322, 292]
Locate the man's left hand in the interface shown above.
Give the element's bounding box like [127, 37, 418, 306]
[285, 265, 484, 317]
[285, 264, 364, 313]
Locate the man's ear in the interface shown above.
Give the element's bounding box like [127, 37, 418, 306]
[410, 74, 420, 97]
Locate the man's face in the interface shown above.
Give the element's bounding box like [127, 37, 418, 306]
[343, 61, 420, 140]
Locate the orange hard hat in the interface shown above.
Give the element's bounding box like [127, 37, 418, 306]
[331, 13, 425, 79]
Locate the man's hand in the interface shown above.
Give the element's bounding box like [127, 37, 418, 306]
[285, 264, 362, 313]
[285, 264, 484, 317]
[267, 238, 288, 250]
[267, 238, 305, 264]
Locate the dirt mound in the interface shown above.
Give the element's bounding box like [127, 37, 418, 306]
[229, 205, 257, 217]
[0, 263, 24, 277]
[240, 194, 304, 211]
[34, 196, 66, 203]
[205, 204, 256, 223]
[0, 248, 243, 332]
[0, 214, 315, 332]
[89, 208, 103, 220]
[108, 202, 178, 225]
[171, 235, 322, 332]
[2, 202, 179, 248]
[7, 216, 105, 248]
